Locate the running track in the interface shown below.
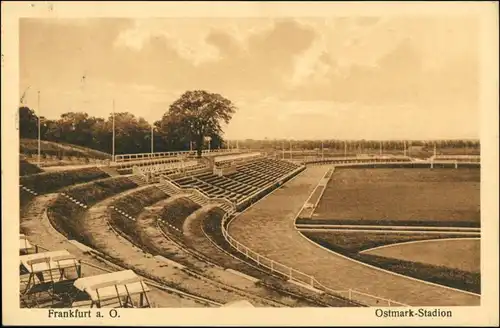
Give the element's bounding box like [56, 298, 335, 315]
[229, 166, 480, 306]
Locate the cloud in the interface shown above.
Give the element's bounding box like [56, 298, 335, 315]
[19, 17, 479, 140]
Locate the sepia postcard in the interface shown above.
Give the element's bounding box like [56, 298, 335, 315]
[2, 1, 499, 326]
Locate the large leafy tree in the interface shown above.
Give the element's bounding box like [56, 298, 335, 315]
[160, 90, 236, 157]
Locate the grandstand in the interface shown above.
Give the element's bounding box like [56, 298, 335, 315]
[18, 141, 481, 308]
[168, 157, 303, 206]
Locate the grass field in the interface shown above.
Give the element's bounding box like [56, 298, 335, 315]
[20, 167, 110, 195]
[311, 168, 480, 226]
[20, 138, 111, 160]
[229, 166, 480, 305]
[300, 231, 473, 254]
[363, 238, 480, 273]
[303, 231, 480, 293]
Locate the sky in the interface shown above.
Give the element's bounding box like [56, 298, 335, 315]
[19, 16, 480, 140]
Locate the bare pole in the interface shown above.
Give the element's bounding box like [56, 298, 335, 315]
[282, 140, 284, 160]
[321, 140, 324, 160]
[344, 140, 347, 158]
[379, 141, 382, 156]
[403, 140, 407, 157]
[289, 140, 292, 160]
[151, 123, 154, 154]
[37, 91, 41, 167]
[112, 99, 115, 162]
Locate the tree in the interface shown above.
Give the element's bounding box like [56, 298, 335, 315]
[19, 106, 38, 139]
[162, 90, 236, 157]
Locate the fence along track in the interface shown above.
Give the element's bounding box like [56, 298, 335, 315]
[155, 220, 300, 308]
[143, 157, 424, 306]
[222, 206, 409, 307]
[198, 213, 347, 307]
[219, 159, 424, 307]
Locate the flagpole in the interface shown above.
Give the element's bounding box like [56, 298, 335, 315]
[321, 140, 324, 160]
[289, 140, 292, 160]
[344, 140, 347, 158]
[37, 91, 41, 167]
[112, 99, 115, 162]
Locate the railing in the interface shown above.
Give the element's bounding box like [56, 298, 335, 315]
[132, 165, 148, 181]
[114, 148, 238, 163]
[159, 176, 236, 212]
[137, 161, 199, 174]
[214, 152, 262, 164]
[302, 155, 482, 167]
[220, 214, 407, 307]
[430, 155, 480, 163]
[217, 159, 414, 307]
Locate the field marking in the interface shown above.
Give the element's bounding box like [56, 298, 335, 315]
[296, 224, 480, 231]
[293, 167, 330, 230]
[312, 166, 335, 208]
[359, 237, 481, 254]
[297, 228, 480, 235]
[295, 230, 481, 297]
[290, 168, 481, 299]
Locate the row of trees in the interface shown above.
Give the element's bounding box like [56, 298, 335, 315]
[234, 139, 480, 151]
[19, 90, 236, 157]
[19, 89, 479, 156]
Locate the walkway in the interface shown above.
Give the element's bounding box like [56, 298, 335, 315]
[228, 166, 480, 306]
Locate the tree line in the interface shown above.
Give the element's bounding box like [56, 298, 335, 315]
[19, 90, 236, 157]
[233, 139, 480, 151]
[19, 89, 479, 156]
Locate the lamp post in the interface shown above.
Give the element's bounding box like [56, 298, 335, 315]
[37, 91, 41, 167]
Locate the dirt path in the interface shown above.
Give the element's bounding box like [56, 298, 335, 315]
[229, 166, 481, 306]
[19, 194, 193, 308]
[84, 189, 272, 307]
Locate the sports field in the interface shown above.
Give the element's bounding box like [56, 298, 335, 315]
[229, 166, 480, 306]
[362, 238, 480, 273]
[311, 168, 480, 226]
